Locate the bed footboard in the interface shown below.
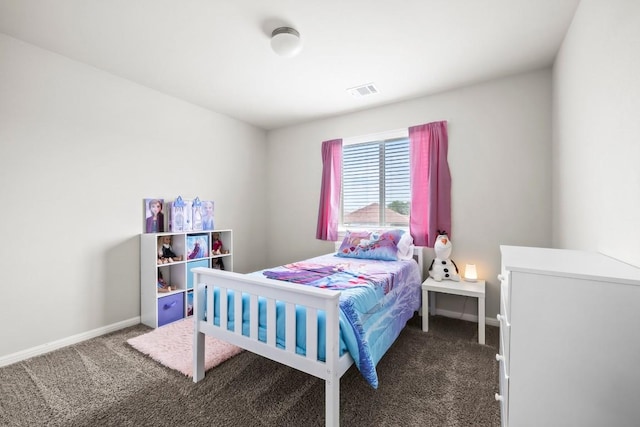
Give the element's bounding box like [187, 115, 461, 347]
[191, 267, 353, 426]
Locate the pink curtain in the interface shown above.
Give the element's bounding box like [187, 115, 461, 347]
[409, 121, 451, 247]
[316, 139, 343, 241]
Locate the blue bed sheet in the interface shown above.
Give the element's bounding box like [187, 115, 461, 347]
[208, 254, 421, 388]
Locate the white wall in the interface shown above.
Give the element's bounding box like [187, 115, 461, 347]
[0, 34, 268, 359]
[266, 69, 553, 319]
[552, 0, 640, 267]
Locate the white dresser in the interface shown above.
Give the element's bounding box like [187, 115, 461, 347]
[496, 245, 640, 427]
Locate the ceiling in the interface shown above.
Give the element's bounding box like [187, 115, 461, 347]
[0, 0, 580, 130]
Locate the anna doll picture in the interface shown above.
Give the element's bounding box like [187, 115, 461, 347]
[145, 199, 165, 233]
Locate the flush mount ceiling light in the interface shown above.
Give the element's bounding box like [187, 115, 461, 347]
[270, 27, 302, 58]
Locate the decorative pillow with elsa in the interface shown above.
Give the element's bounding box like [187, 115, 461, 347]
[336, 229, 405, 261]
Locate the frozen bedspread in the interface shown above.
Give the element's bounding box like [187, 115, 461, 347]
[260, 253, 421, 388]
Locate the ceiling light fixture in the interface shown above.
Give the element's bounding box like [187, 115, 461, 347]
[270, 27, 302, 58]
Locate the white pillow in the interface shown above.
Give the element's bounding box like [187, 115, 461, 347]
[396, 232, 415, 260]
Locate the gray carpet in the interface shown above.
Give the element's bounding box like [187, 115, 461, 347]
[0, 315, 500, 426]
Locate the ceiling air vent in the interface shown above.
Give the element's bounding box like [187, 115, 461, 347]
[348, 83, 379, 98]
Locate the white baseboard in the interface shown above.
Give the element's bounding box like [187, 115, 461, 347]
[0, 316, 140, 368]
[428, 308, 499, 327]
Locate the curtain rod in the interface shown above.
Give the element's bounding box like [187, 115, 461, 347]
[343, 127, 408, 146]
[342, 120, 448, 146]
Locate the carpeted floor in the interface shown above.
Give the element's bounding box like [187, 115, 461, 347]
[0, 314, 500, 426]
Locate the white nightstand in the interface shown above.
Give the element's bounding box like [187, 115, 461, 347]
[421, 277, 486, 344]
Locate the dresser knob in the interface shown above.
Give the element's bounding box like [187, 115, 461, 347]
[496, 354, 504, 362]
[496, 314, 502, 322]
[498, 274, 505, 281]
[495, 393, 503, 402]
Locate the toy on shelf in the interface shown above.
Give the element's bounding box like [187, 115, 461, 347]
[428, 231, 460, 282]
[157, 235, 182, 264]
[157, 271, 172, 293]
[191, 197, 203, 231]
[144, 198, 165, 233]
[212, 232, 223, 255]
[211, 232, 226, 270]
[170, 196, 192, 232]
[213, 258, 225, 270]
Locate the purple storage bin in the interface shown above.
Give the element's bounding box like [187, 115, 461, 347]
[157, 293, 184, 326]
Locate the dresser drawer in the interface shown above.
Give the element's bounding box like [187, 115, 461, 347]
[157, 293, 184, 327]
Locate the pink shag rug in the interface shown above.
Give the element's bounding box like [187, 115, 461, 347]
[127, 318, 243, 377]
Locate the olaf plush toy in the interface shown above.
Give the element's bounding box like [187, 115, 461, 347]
[428, 231, 461, 282]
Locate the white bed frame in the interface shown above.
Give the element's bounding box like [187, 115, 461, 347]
[192, 249, 423, 427]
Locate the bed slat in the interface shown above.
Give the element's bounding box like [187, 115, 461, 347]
[250, 294, 259, 340]
[266, 297, 276, 346]
[306, 307, 318, 360]
[234, 289, 242, 334]
[285, 302, 296, 353]
[220, 288, 228, 330]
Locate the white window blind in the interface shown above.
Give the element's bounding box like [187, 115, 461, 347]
[342, 136, 410, 228]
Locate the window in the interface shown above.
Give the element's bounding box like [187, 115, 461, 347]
[341, 132, 410, 228]
[318, 121, 448, 245]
